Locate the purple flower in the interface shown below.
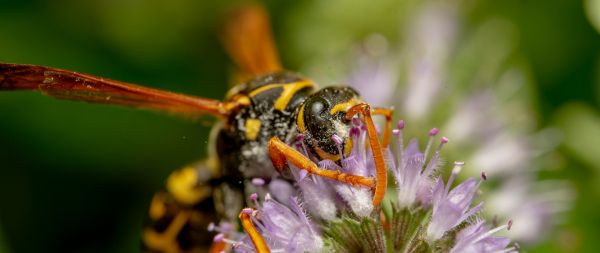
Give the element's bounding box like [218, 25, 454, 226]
[215, 120, 516, 253]
[290, 129, 376, 218]
[389, 122, 448, 207]
[451, 220, 517, 253]
[427, 162, 483, 241]
[219, 194, 324, 253]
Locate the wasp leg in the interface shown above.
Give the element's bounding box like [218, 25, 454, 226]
[269, 137, 376, 188]
[371, 107, 394, 148]
[346, 103, 388, 207]
[141, 160, 243, 253]
[239, 208, 271, 253]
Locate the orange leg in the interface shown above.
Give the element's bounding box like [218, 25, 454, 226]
[269, 137, 376, 188]
[371, 107, 394, 148]
[239, 208, 271, 253]
[346, 103, 388, 207]
[208, 241, 227, 253]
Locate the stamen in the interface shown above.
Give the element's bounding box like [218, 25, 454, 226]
[213, 233, 225, 242]
[249, 193, 258, 201]
[395, 120, 405, 172]
[423, 127, 439, 162]
[397, 120, 405, 129]
[332, 134, 344, 159]
[481, 172, 487, 181]
[445, 161, 465, 194]
[296, 134, 305, 142]
[207, 222, 234, 233]
[252, 178, 265, 186]
[295, 134, 311, 156]
[429, 128, 439, 136]
[249, 193, 260, 207]
[350, 127, 361, 138]
[422, 137, 449, 177]
[494, 247, 517, 253]
[507, 219, 513, 230]
[229, 239, 253, 250]
[472, 222, 510, 244]
[239, 208, 271, 253]
[352, 117, 362, 127]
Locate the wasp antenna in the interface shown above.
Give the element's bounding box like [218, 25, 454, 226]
[239, 208, 271, 253]
[346, 104, 388, 207]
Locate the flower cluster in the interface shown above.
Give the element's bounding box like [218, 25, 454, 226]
[212, 120, 518, 253]
[289, 0, 573, 244]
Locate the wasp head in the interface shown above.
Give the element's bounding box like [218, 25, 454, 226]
[296, 86, 365, 161]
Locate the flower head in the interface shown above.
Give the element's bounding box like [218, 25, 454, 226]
[215, 122, 516, 253]
[427, 162, 484, 241]
[215, 194, 323, 253]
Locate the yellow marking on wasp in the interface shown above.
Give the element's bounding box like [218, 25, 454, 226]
[167, 167, 211, 206]
[330, 97, 361, 115]
[232, 94, 251, 106]
[315, 146, 341, 161]
[248, 80, 315, 111]
[223, 94, 252, 112]
[344, 137, 353, 156]
[245, 119, 262, 141]
[149, 193, 167, 220]
[297, 104, 306, 133]
[142, 210, 192, 253]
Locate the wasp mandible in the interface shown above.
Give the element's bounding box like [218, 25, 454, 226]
[0, 5, 393, 252]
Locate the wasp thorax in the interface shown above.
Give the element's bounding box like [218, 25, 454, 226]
[297, 86, 363, 161]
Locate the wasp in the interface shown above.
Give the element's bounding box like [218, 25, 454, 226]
[0, 5, 393, 253]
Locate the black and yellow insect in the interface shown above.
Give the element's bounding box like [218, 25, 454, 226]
[0, 4, 392, 253]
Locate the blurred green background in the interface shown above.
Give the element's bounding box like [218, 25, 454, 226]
[0, 0, 599, 252]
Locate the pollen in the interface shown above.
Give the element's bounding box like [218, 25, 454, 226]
[245, 119, 262, 141]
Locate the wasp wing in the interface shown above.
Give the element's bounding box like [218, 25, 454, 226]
[0, 63, 231, 118]
[221, 4, 282, 82]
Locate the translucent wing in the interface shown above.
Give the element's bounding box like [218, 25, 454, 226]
[0, 63, 232, 118]
[221, 4, 282, 82]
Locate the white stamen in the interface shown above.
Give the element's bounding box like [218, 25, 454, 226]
[445, 161, 465, 194]
[472, 224, 509, 244]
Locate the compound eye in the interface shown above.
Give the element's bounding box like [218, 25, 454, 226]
[309, 97, 329, 117]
